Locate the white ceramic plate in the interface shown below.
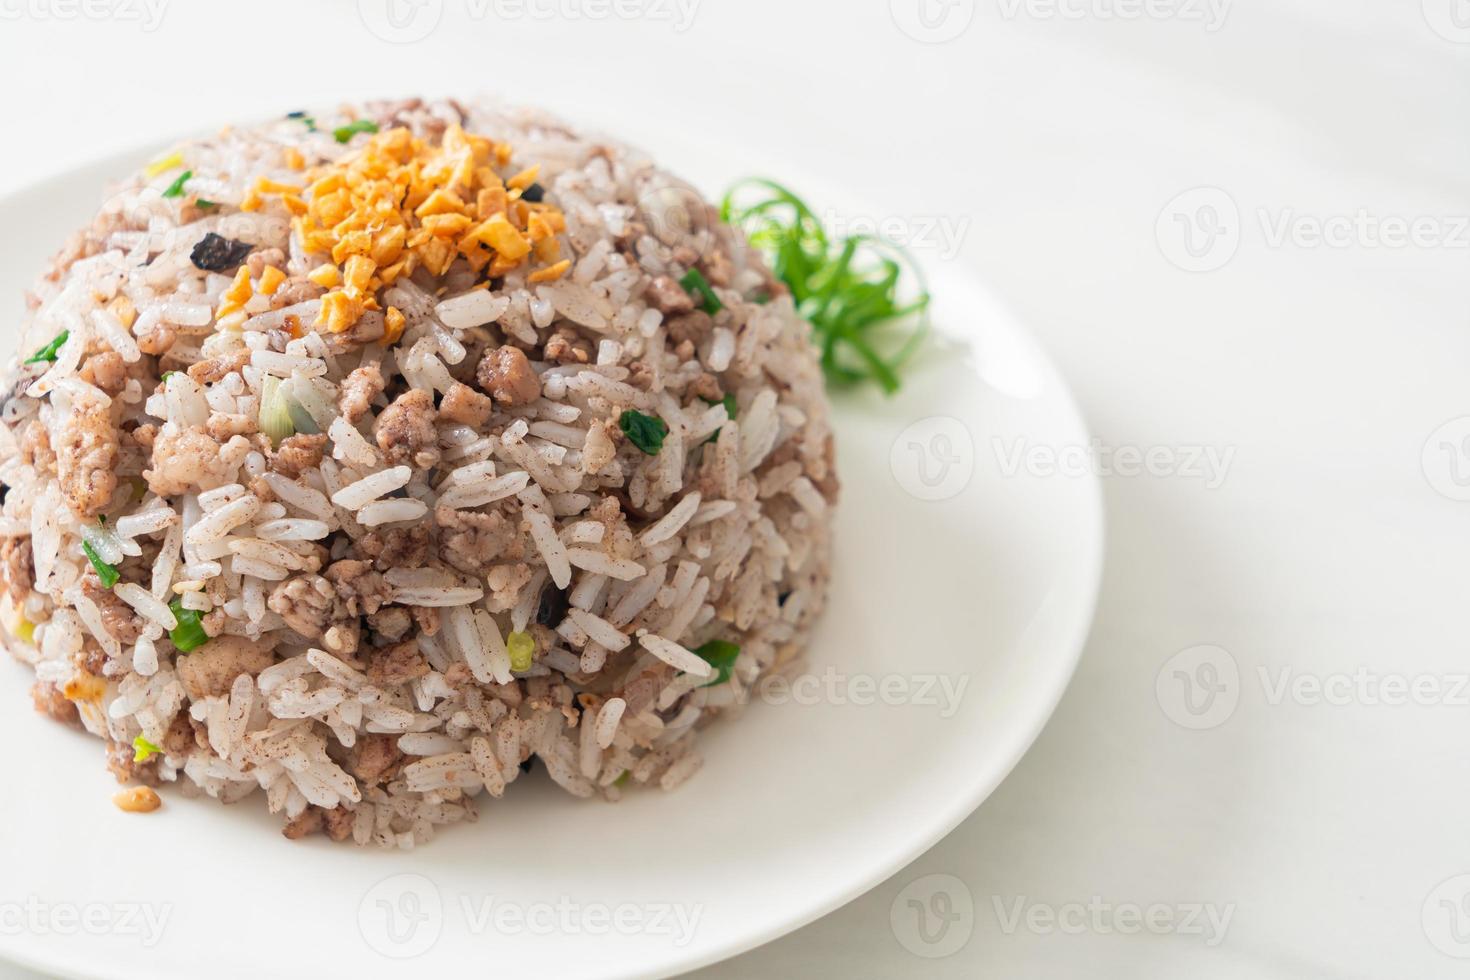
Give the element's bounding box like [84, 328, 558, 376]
[0, 148, 1102, 980]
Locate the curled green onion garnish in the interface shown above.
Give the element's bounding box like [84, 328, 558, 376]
[721, 178, 930, 394]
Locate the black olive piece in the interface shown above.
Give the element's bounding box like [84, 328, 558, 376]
[190, 233, 254, 272]
[521, 183, 545, 203]
[535, 583, 570, 627]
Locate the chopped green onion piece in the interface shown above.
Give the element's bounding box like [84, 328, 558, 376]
[132, 735, 162, 763]
[81, 541, 119, 588]
[24, 331, 69, 364]
[334, 119, 379, 143]
[507, 631, 535, 672]
[257, 376, 296, 447]
[196, 199, 219, 209]
[693, 639, 740, 687]
[167, 598, 208, 653]
[619, 410, 668, 455]
[678, 268, 723, 314]
[614, 770, 631, 788]
[161, 169, 192, 198]
[159, 371, 176, 382]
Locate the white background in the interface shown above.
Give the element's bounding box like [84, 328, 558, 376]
[0, 0, 1467, 976]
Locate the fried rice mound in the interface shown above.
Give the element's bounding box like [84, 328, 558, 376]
[0, 98, 836, 846]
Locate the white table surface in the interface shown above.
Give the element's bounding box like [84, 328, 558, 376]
[1, 1, 1466, 976]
